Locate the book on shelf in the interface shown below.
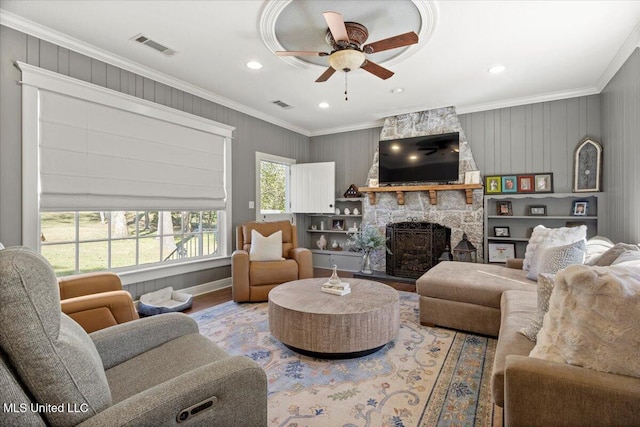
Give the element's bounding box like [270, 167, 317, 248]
[321, 287, 351, 296]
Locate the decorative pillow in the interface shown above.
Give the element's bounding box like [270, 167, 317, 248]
[589, 243, 640, 266]
[526, 239, 586, 281]
[611, 250, 640, 267]
[584, 236, 614, 265]
[249, 230, 283, 261]
[530, 265, 640, 378]
[523, 225, 587, 271]
[519, 273, 556, 341]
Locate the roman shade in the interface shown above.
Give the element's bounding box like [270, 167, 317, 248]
[19, 62, 233, 212]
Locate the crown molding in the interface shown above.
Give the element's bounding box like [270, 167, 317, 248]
[309, 119, 385, 137]
[596, 20, 640, 91]
[455, 86, 600, 115]
[0, 9, 312, 137]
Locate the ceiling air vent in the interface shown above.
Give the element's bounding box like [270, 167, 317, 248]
[271, 100, 293, 109]
[131, 34, 176, 56]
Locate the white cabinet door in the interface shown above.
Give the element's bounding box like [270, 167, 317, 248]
[290, 162, 335, 213]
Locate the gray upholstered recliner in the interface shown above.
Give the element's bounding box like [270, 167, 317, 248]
[0, 246, 267, 426]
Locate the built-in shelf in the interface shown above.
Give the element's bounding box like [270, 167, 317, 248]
[308, 230, 356, 234]
[487, 215, 597, 220]
[359, 184, 483, 205]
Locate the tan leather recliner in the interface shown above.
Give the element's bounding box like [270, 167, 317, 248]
[58, 271, 139, 333]
[232, 220, 313, 302]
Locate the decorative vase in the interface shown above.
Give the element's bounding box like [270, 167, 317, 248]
[317, 235, 327, 250]
[344, 208, 350, 215]
[331, 240, 339, 249]
[361, 251, 373, 274]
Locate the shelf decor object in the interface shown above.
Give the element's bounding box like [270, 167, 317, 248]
[453, 233, 477, 263]
[573, 138, 602, 192]
[572, 200, 588, 216]
[488, 242, 515, 263]
[528, 205, 547, 216]
[497, 201, 513, 216]
[494, 226, 510, 237]
[485, 173, 553, 194]
[343, 184, 362, 198]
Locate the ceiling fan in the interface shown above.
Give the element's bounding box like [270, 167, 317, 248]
[276, 11, 419, 93]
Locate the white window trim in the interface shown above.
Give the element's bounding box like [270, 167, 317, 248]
[19, 62, 234, 280]
[255, 152, 295, 222]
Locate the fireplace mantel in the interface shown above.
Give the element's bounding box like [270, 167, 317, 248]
[359, 184, 483, 206]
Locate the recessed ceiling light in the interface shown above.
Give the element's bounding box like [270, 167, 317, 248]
[409, 154, 418, 160]
[391, 87, 404, 94]
[488, 65, 506, 74]
[246, 61, 263, 70]
[318, 102, 330, 109]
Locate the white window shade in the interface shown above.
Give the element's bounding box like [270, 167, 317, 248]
[38, 90, 226, 211]
[18, 62, 234, 214]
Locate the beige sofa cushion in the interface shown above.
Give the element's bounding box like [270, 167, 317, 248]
[417, 261, 536, 310]
[492, 290, 537, 407]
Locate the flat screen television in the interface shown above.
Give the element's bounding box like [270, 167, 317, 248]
[378, 132, 460, 184]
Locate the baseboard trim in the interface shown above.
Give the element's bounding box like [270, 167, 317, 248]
[181, 277, 232, 297]
[133, 277, 231, 306]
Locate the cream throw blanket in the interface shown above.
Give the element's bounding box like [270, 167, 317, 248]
[530, 264, 640, 378]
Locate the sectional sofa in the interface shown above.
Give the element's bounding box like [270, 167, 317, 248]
[416, 234, 640, 426]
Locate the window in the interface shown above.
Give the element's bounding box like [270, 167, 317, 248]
[256, 152, 295, 221]
[40, 211, 219, 277]
[19, 62, 234, 283]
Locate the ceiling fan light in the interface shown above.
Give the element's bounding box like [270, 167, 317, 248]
[329, 50, 365, 72]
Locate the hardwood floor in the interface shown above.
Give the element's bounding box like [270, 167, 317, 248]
[183, 268, 416, 314]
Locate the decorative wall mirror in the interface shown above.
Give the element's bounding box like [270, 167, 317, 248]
[573, 138, 602, 192]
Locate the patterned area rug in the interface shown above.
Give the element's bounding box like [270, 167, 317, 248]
[190, 292, 502, 427]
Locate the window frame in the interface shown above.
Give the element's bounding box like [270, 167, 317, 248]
[19, 62, 234, 285]
[255, 151, 295, 222]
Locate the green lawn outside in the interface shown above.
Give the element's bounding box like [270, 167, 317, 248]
[41, 212, 217, 276]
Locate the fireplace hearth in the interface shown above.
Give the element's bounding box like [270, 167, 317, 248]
[386, 222, 450, 279]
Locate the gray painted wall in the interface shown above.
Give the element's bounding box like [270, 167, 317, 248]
[458, 96, 601, 193]
[601, 48, 640, 244]
[0, 25, 309, 298]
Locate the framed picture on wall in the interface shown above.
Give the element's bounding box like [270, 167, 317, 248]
[485, 176, 502, 194]
[517, 175, 534, 192]
[501, 176, 517, 193]
[534, 173, 554, 192]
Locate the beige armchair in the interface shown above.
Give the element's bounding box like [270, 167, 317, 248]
[232, 220, 313, 302]
[58, 271, 139, 333]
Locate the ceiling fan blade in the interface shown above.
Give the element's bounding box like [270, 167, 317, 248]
[276, 51, 329, 57]
[362, 31, 419, 54]
[361, 60, 394, 80]
[323, 11, 349, 44]
[315, 67, 336, 82]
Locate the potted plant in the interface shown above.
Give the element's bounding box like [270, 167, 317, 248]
[346, 226, 390, 274]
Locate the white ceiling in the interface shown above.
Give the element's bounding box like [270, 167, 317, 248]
[2, 0, 640, 136]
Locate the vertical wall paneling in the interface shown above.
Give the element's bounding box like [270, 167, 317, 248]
[601, 48, 640, 243]
[458, 95, 602, 193]
[0, 26, 27, 245]
[0, 25, 309, 295]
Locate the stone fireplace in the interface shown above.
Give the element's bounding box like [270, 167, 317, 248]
[386, 222, 450, 279]
[363, 106, 484, 273]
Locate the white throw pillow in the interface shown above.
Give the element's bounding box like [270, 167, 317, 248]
[526, 239, 586, 281]
[584, 236, 614, 265]
[249, 230, 283, 262]
[611, 250, 640, 267]
[519, 273, 556, 341]
[523, 225, 587, 271]
[530, 265, 640, 378]
[589, 243, 640, 266]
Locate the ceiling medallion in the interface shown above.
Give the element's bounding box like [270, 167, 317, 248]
[260, 0, 438, 70]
